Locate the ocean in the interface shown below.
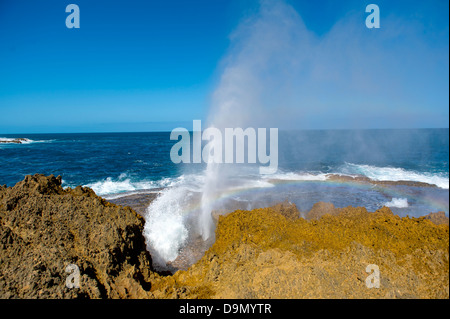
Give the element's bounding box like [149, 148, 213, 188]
[1, 129, 448, 269]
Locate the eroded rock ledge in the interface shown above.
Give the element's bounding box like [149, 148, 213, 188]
[0, 174, 154, 298]
[156, 202, 448, 298]
[0, 138, 30, 144]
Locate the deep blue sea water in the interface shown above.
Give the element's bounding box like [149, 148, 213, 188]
[2, 129, 448, 268]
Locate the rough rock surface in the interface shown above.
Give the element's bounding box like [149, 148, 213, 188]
[155, 204, 449, 299]
[306, 201, 341, 220]
[423, 211, 449, 226]
[0, 174, 154, 298]
[108, 191, 160, 217]
[325, 174, 439, 188]
[0, 138, 29, 144]
[0, 175, 448, 299]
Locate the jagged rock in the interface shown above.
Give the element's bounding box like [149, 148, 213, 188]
[423, 211, 449, 226]
[0, 138, 29, 144]
[306, 201, 341, 220]
[0, 174, 154, 298]
[163, 205, 449, 298]
[269, 200, 300, 220]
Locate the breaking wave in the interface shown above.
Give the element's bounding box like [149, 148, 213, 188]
[383, 197, 409, 208]
[83, 174, 161, 196]
[341, 163, 449, 189]
[0, 137, 54, 145]
[143, 186, 192, 266]
[263, 171, 329, 182]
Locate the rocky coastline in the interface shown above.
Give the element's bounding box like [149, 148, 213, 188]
[0, 138, 30, 144]
[269, 173, 442, 188]
[1, 174, 448, 298]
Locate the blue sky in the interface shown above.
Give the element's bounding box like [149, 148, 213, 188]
[0, 0, 448, 133]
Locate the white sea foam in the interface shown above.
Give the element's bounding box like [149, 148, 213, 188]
[1, 137, 24, 142]
[0, 137, 32, 144]
[342, 163, 449, 189]
[245, 179, 275, 188]
[143, 186, 193, 267]
[0, 137, 55, 146]
[80, 172, 206, 197]
[102, 190, 163, 200]
[383, 198, 409, 208]
[264, 171, 329, 182]
[84, 176, 158, 196]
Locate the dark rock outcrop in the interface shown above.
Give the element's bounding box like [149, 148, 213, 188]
[306, 201, 342, 220]
[423, 211, 449, 226]
[0, 174, 154, 298]
[0, 138, 30, 144]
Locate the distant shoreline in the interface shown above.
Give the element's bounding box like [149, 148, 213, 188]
[1, 127, 448, 136]
[0, 138, 31, 144]
[324, 173, 440, 188]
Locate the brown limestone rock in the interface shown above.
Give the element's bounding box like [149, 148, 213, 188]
[0, 174, 154, 298]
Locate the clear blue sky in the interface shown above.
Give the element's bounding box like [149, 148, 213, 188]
[0, 0, 448, 133]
